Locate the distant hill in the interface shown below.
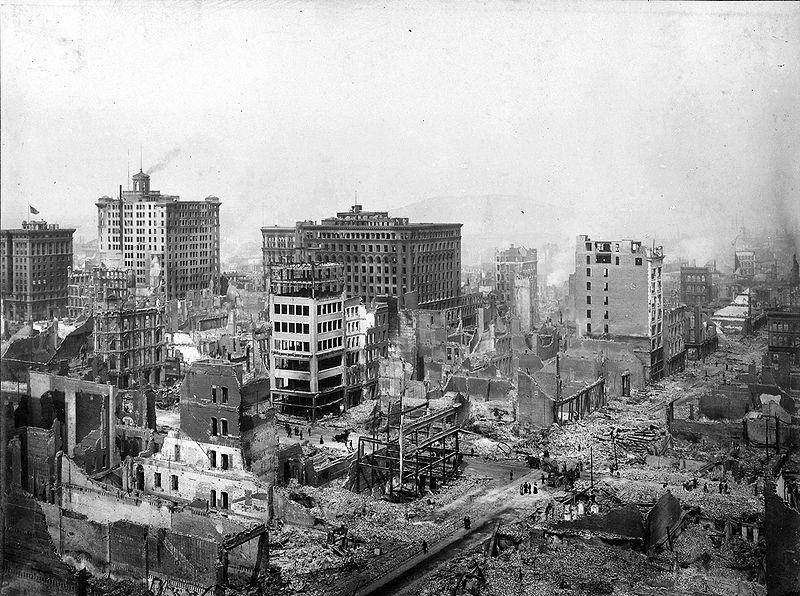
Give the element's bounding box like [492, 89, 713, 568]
[390, 195, 569, 265]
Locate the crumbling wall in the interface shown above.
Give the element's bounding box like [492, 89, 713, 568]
[272, 489, 317, 527]
[646, 492, 684, 554]
[241, 407, 278, 484]
[765, 476, 800, 596]
[669, 419, 743, 445]
[516, 371, 554, 429]
[699, 387, 752, 420]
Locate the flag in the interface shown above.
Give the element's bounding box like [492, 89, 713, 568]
[29, 205, 39, 215]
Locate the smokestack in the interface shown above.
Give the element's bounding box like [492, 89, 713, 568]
[119, 185, 122, 200]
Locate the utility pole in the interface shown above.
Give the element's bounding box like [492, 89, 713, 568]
[590, 445, 594, 489]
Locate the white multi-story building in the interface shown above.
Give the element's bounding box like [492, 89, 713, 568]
[96, 170, 221, 300]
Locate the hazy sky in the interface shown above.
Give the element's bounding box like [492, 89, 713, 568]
[2, 1, 798, 255]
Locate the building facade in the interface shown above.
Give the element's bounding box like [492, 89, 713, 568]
[93, 295, 166, 387]
[573, 236, 665, 380]
[734, 250, 756, 278]
[96, 171, 220, 300]
[261, 205, 462, 309]
[662, 305, 687, 376]
[268, 263, 347, 420]
[66, 265, 129, 319]
[494, 244, 538, 331]
[680, 266, 713, 305]
[1, 220, 75, 322]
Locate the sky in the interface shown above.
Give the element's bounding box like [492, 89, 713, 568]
[2, 1, 798, 263]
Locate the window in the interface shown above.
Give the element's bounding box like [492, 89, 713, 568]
[211, 386, 217, 403]
[171, 474, 179, 491]
[221, 387, 229, 404]
[586, 323, 592, 334]
[635, 258, 642, 266]
[211, 417, 218, 436]
[604, 296, 609, 305]
[585, 242, 592, 251]
[221, 419, 228, 436]
[603, 282, 608, 291]
[221, 454, 229, 470]
[603, 268, 609, 277]
[586, 255, 590, 264]
[210, 490, 217, 508]
[604, 311, 609, 319]
[586, 282, 591, 290]
[174, 445, 180, 461]
[604, 324, 609, 333]
[586, 268, 591, 277]
[615, 257, 619, 265]
[154, 472, 161, 488]
[209, 450, 217, 468]
[586, 310, 592, 318]
[221, 491, 229, 509]
[586, 296, 592, 304]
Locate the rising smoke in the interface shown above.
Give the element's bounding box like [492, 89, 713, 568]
[146, 147, 182, 176]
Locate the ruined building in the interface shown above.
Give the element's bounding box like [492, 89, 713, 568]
[685, 304, 719, 360]
[1, 219, 75, 322]
[680, 265, 713, 305]
[96, 170, 221, 300]
[133, 359, 275, 512]
[261, 225, 297, 291]
[345, 297, 389, 404]
[494, 244, 539, 332]
[66, 264, 129, 319]
[573, 236, 667, 380]
[268, 262, 348, 419]
[93, 294, 166, 387]
[261, 204, 462, 309]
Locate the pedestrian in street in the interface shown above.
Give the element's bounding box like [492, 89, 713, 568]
[533, 484, 538, 494]
[300, 430, 304, 440]
[348, 439, 353, 450]
[541, 473, 545, 485]
[520, 484, 524, 496]
[693, 478, 698, 489]
[510, 469, 514, 481]
[464, 515, 471, 530]
[718, 482, 723, 494]
[294, 427, 299, 437]
[703, 482, 709, 493]
[320, 435, 324, 445]
[422, 540, 428, 554]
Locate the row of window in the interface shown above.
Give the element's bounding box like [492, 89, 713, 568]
[586, 295, 610, 305]
[586, 282, 609, 291]
[211, 385, 229, 404]
[275, 321, 311, 334]
[318, 336, 343, 351]
[274, 303, 310, 316]
[210, 417, 229, 436]
[318, 319, 342, 333]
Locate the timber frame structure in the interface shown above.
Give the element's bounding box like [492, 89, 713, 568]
[554, 377, 606, 423]
[350, 402, 463, 496]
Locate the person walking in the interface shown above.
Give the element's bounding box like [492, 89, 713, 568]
[509, 469, 514, 482]
[422, 540, 428, 554]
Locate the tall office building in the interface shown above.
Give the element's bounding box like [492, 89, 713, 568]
[1, 220, 75, 321]
[573, 235, 665, 379]
[96, 171, 221, 300]
[261, 226, 297, 290]
[680, 266, 713, 306]
[262, 205, 462, 309]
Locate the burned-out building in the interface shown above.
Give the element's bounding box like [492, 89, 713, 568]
[494, 244, 539, 331]
[680, 265, 713, 306]
[268, 262, 348, 419]
[685, 304, 719, 360]
[662, 305, 687, 376]
[1, 219, 75, 322]
[93, 295, 166, 387]
[573, 236, 667, 381]
[765, 305, 800, 396]
[135, 359, 275, 512]
[345, 297, 389, 405]
[260, 225, 297, 291]
[66, 265, 129, 319]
